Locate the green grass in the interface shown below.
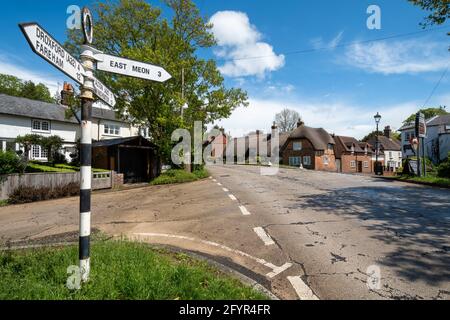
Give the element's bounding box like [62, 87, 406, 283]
[0, 200, 9, 207]
[0, 241, 267, 300]
[151, 168, 210, 186]
[394, 175, 450, 188]
[25, 163, 110, 174]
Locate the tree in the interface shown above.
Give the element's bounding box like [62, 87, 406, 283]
[0, 73, 55, 103]
[403, 106, 448, 124]
[275, 108, 301, 133]
[40, 136, 64, 163]
[361, 131, 383, 143]
[0, 74, 23, 97]
[66, 0, 248, 163]
[15, 134, 42, 165]
[409, 0, 449, 26]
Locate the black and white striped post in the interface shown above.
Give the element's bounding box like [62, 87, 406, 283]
[79, 7, 95, 283]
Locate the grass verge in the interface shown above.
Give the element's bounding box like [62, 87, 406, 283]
[0, 200, 9, 207]
[0, 241, 268, 300]
[26, 163, 110, 174]
[151, 168, 209, 186]
[384, 175, 450, 188]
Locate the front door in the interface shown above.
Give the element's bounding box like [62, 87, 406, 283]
[358, 161, 363, 173]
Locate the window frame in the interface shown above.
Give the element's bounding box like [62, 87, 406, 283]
[350, 160, 356, 168]
[31, 119, 51, 133]
[293, 142, 302, 151]
[104, 123, 121, 136]
[363, 161, 369, 168]
[289, 156, 301, 167]
[303, 156, 311, 166]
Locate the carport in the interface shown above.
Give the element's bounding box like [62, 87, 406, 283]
[92, 136, 160, 183]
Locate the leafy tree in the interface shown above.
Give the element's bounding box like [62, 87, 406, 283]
[66, 0, 248, 163]
[40, 136, 64, 163]
[0, 73, 55, 103]
[0, 74, 24, 97]
[409, 0, 449, 26]
[15, 134, 43, 162]
[361, 131, 383, 143]
[275, 108, 301, 133]
[402, 106, 448, 124]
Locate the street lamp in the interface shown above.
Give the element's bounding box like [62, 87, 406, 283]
[374, 112, 382, 175]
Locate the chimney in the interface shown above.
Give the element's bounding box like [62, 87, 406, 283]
[271, 122, 278, 131]
[384, 126, 392, 138]
[60, 82, 74, 106]
[297, 119, 305, 128]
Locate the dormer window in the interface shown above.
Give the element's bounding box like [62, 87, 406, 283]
[31, 119, 50, 133]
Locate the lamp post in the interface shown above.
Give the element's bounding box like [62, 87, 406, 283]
[374, 112, 382, 175]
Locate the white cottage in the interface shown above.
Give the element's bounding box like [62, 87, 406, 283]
[0, 94, 147, 162]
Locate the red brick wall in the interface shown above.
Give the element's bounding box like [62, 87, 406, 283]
[283, 139, 337, 172]
[340, 154, 373, 174]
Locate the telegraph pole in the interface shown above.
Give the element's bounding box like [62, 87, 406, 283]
[79, 7, 95, 282]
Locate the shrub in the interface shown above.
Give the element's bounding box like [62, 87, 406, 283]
[8, 183, 79, 204]
[0, 151, 26, 175]
[438, 161, 450, 178]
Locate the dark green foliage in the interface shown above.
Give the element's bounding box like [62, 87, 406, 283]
[403, 107, 448, 125]
[409, 0, 449, 26]
[0, 151, 26, 175]
[8, 183, 80, 204]
[438, 153, 450, 178]
[0, 74, 55, 103]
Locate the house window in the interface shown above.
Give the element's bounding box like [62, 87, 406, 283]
[31, 119, 50, 133]
[323, 155, 329, 166]
[445, 125, 450, 131]
[104, 124, 120, 136]
[289, 157, 301, 166]
[293, 142, 302, 151]
[389, 151, 393, 159]
[303, 156, 311, 166]
[350, 160, 356, 168]
[328, 144, 334, 150]
[364, 161, 369, 168]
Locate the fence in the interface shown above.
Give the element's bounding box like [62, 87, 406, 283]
[0, 171, 113, 201]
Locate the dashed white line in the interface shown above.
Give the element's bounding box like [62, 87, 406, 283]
[133, 233, 292, 278]
[253, 227, 275, 246]
[212, 179, 217, 182]
[222, 188, 229, 192]
[287, 276, 319, 300]
[217, 183, 223, 186]
[229, 194, 237, 201]
[239, 205, 251, 216]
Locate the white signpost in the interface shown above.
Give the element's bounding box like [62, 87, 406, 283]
[96, 53, 172, 82]
[19, 7, 171, 285]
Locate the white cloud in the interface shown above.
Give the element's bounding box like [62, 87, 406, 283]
[311, 31, 344, 50]
[344, 39, 449, 75]
[209, 11, 285, 78]
[214, 94, 450, 140]
[0, 54, 62, 95]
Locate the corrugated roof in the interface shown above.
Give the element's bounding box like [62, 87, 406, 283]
[0, 94, 123, 123]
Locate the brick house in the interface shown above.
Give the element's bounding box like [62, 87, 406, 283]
[334, 135, 373, 174]
[367, 126, 402, 173]
[281, 120, 337, 172]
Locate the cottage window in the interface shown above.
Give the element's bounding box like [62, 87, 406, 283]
[293, 142, 302, 151]
[32, 119, 50, 133]
[303, 156, 311, 166]
[446, 125, 450, 131]
[323, 155, 329, 166]
[328, 144, 334, 150]
[31, 145, 47, 159]
[289, 157, 301, 166]
[104, 124, 120, 136]
[350, 160, 356, 168]
[364, 161, 369, 168]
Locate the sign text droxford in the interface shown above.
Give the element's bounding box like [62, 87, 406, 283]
[19, 23, 85, 85]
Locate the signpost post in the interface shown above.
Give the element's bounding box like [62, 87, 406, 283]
[415, 113, 427, 177]
[19, 6, 171, 284]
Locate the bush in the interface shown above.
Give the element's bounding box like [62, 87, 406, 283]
[151, 168, 209, 185]
[438, 162, 450, 178]
[0, 151, 25, 175]
[8, 183, 79, 204]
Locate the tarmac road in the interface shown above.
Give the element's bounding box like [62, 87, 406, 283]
[1, 164, 449, 300]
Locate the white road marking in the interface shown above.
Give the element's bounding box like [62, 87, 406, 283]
[217, 183, 223, 186]
[253, 227, 275, 246]
[229, 194, 237, 201]
[209, 177, 212, 179]
[133, 233, 292, 279]
[222, 188, 229, 192]
[239, 206, 251, 216]
[267, 263, 293, 279]
[212, 179, 217, 182]
[287, 276, 319, 300]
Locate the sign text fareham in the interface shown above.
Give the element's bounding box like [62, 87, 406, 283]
[19, 23, 85, 85]
[96, 54, 172, 82]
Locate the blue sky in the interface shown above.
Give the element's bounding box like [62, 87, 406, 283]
[0, 0, 449, 138]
